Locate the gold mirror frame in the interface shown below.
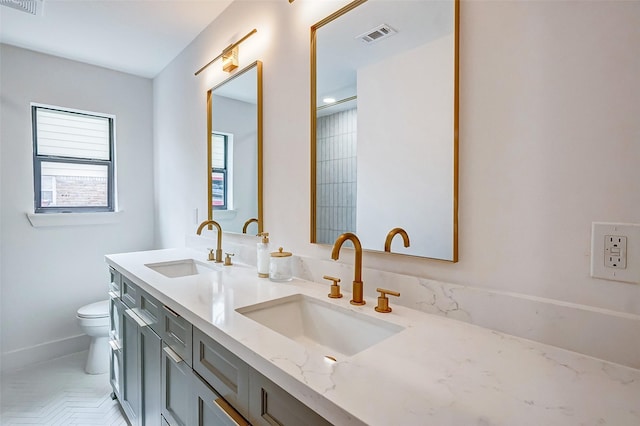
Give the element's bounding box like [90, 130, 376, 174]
[310, 0, 459, 262]
[207, 61, 263, 234]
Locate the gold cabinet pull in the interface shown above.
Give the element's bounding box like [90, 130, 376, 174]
[323, 275, 343, 299]
[213, 397, 250, 426]
[375, 288, 400, 313]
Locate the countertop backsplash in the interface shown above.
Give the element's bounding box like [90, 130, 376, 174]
[187, 234, 640, 369]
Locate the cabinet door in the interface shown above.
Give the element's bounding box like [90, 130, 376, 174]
[140, 325, 162, 426]
[249, 371, 332, 426]
[161, 344, 192, 426]
[122, 308, 143, 425]
[192, 370, 250, 426]
[193, 327, 249, 419]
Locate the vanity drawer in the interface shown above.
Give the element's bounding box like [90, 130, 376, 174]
[193, 327, 249, 419]
[138, 289, 161, 332]
[192, 368, 249, 426]
[249, 370, 332, 426]
[121, 275, 138, 309]
[160, 305, 193, 367]
[108, 267, 121, 298]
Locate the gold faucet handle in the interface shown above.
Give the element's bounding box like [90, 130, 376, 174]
[323, 275, 343, 299]
[207, 248, 216, 261]
[375, 288, 400, 313]
[224, 253, 234, 266]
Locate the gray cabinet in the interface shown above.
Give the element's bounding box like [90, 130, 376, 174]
[121, 307, 142, 424]
[191, 370, 249, 426]
[111, 276, 163, 426]
[193, 327, 249, 419]
[248, 371, 332, 426]
[140, 323, 162, 426]
[109, 267, 121, 298]
[193, 326, 330, 426]
[109, 266, 332, 426]
[121, 275, 138, 308]
[161, 344, 192, 426]
[160, 305, 192, 367]
[109, 296, 124, 400]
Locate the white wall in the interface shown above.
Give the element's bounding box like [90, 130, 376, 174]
[154, 0, 639, 326]
[0, 44, 156, 370]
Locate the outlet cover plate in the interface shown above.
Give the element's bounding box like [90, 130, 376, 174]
[591, 222, 640, 284]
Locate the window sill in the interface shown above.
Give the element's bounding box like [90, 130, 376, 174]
[26, 211, 123, 228]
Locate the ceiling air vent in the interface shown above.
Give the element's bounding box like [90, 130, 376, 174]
[356, 24, 397, 44]
[0, 0, 44, 16]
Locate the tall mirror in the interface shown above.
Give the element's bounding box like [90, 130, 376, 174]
[208, 61, 263, 235]
[311, 0, 458, 261]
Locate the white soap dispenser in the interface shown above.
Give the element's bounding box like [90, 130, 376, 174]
[256, 232, 270, 278]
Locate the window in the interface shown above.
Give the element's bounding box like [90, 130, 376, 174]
[211, 132, 229, 210]
[32, 104, 115, 213]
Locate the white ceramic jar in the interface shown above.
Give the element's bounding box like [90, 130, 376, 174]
[269, 247, 293, 282]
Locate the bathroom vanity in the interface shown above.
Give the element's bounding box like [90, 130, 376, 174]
[106, 248, 640, 426]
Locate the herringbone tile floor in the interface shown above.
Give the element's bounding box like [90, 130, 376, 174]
[0, 351, 128, 425]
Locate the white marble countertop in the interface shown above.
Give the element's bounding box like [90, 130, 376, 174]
[106, 248, 640, 426]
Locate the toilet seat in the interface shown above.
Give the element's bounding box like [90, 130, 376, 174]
[77, 300, 109, 319]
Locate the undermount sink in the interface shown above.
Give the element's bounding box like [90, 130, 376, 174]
[145, 259, 219, 278]
[236, 294, 404, 359]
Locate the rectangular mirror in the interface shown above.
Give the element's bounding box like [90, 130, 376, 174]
[208, 61, 263, 235]
[311, 0, 458, 261]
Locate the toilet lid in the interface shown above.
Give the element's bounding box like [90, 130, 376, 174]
[77, 300, 109, 318]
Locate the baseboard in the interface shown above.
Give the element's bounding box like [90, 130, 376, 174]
[1, 334, 90, 373]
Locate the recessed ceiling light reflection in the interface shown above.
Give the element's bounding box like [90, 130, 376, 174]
[322, 97, 336, 104]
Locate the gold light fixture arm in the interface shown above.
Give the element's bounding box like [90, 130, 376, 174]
[384, 227, 410, 252]
[195, 28, 257, 76]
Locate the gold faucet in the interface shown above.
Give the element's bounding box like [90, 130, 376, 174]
[384, 227, 410, 252]
[331, 232, 365, 306]
[242, 218, 258, 234]
[196, 220, 223, 263]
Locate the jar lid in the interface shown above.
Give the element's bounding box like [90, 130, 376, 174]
[271, 247, 292, 257]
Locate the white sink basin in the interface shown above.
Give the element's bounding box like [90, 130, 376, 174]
[236, 294, 404, 359]
[145, 259, 219, 278]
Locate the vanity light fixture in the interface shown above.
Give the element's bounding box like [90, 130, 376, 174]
[222, 46, 239, 72]
[194, 28, 257, 76]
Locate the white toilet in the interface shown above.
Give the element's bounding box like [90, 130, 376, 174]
[77, 300, 110, 374]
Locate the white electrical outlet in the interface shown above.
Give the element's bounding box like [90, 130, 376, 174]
[591, 223, 640, 284]
[604, 235, 626, 269]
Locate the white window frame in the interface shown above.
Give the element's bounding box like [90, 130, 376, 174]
[32, 103, 116, 213]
